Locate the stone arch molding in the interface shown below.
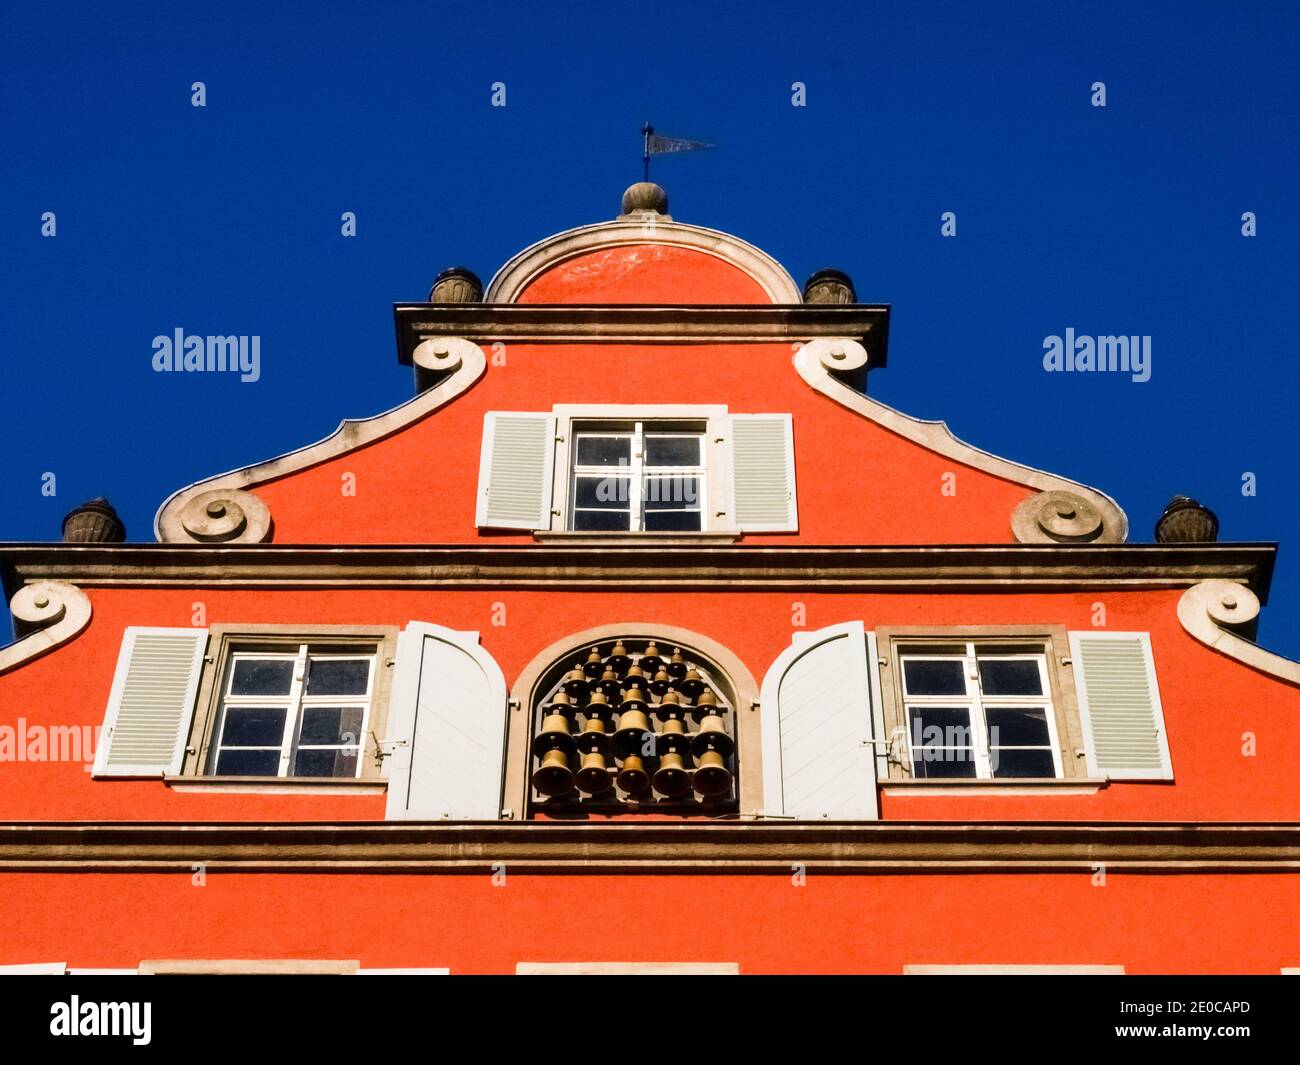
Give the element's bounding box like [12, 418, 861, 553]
[794, 338, 1129, 544]
[485, 219, 803, 305]
[1178, 580, 1300, 686]
[0, 581, 93, 676]
[155, 338, 487, 543]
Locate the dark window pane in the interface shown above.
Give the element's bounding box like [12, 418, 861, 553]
[574, 474, 630, 509]
[902, 658, 966, 695]
[229, 658, 295, 696]
[215, 748, 280, 776]
[299, 706, 365, 746]
[574, 436, 630, 467]
[572, 509, 630, 531]
[219, 706, 287, 747]
[986, 707, 1051, 747]
[908, 706, 971, 746]
[306, 659, 369, 695]
[644, 435, 701, 467]
[644, 510, 703, 532]
[643, 475, 700, 507]
[912, 749, 976, 779]
[978, 659, 1043, 696]
[991, 748, 1057, 778]
[293, 748, 359, 778]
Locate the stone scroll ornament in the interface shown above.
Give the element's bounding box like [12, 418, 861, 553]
[1178, 579, 1300, 686]
[167, 488, 272, 544]
[0, 581, 93, 675]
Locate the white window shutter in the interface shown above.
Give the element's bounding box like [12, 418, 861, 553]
[384, 623, 509, 820]
[1068, 631, 1172, 780]
[92, 627, 208, 778]
[760, 621, 878, 819]
[731, 414, 797, 532]
[475, 411, 557, 529]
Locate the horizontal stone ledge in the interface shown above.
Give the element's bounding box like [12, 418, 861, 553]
[1, 822, 1297, 872]
[392, 303, 892, 363]
[0, 543, 1277, 596]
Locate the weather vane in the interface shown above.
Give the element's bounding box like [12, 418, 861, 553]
[641, 122, 715, 181]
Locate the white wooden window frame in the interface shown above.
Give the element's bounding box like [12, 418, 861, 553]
[899, 642, 1063, 780]
[568, 423, 708, 532]
[550, 404, 734, 533]
[209, 645, 375, 779]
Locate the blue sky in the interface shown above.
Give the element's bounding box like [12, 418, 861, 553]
[1, 1, 1297, 653]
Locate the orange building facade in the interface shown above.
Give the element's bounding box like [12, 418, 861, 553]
[1, 182, 1297, 975]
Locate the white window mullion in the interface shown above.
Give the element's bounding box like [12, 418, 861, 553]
[964, 643, 994, 778]
[280, 645, 310, 777]
[630, 422, 646, 532]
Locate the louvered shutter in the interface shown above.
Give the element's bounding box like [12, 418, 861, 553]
[1068, 631, 1172, 780]
[92, 627, 208, 778]
[384, 623, 509, 820]
[760, 621, 879, 819]
[475, 412, 557, 530]
[731, 414, 797, 532]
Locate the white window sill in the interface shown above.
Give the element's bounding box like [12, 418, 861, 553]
[532, 530, 741, 543]
[882, 778, 1106, 797]
[163, 775, 387, 795]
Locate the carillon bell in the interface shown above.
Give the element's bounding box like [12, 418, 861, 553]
[607, 640, 631, 673]
[652, 692, 692, 797]
[597, 667, 622, 700]
[623, 664, 647, 688]
[531, 691, 577, 796]
[691, 690, 733, 797]
[666, 647, 687, 679]
[680, 668, 706, 700]
[575, 692, 613, 793]
[613, 688, 652, 759]
[616, 754, 651, 794]
[649, 668, 673, 696]
[562, 666, 589, 701]
[639, 641, 664, 675]
[582, 646, 605, 678]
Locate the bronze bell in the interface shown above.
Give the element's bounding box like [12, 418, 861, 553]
[666, 647, 687, 679]
[531, 692, 577, 796]
[616, 753, 651, 794]
[607, 640, 631, 674]
[639, 641, 664, 675]
[532, 748, 575, 796]
[624, 664, 647, 688]
[575, 749, 613, 793]
[613, 704, 652, 759]
[649, 668, 673, 697]
[692, 750, 732, 797]
[562, 666, 589, 701]
[680, 669, 706, 700]
[582, 646, 605, 678]
[597, 667, 622, 700]
[691, 709, 735, 758]
[652, 744, 692, 798]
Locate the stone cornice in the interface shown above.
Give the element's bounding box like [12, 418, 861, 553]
[1, 821, 1298, 871]
[0, 543, 1275, 597]
[392, 304, 891, 364]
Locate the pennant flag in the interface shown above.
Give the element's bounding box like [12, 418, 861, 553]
[647, 132, 716, 156]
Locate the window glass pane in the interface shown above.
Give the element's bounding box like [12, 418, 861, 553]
[990, 748, 1057, 778]
[908, 706, 972, 746]
[219, 706, 287, 747]
[293, 748, 359, 778]
[986, 707, 1052, 747]
[572, 509, 631, 531]
[229, 658, 295, 696]
[643, 475, 700, 508]
[978, 658, 1043, 696]
[299, 706, 366, 746]
[902, 658, 967, 696]
[644, 510, 703, 532]
[644, 435, 701, 467]
[215, 749, 281, 776]
[574, 474, 630, 509]
[911, 748, 976, 779]
[574, 435, 631, 467]
[306, 659, 369, 696]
